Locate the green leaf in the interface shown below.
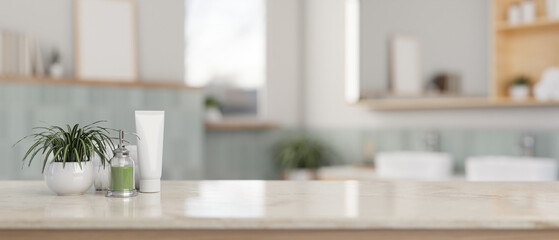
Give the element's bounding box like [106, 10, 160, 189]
[41, 148, 54, 173]
[74, 148, 82, 170]
[71, 124, 79, 139]
[22, 140, 43, 164]
[52, 147, 64, 163]
[275, 137, 334, 170]
[28, 147, 43, 168]
[62, 145, 69, 168]
[14, 121, 115, 172]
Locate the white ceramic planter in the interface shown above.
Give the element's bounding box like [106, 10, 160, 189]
[44, 162, 94, 196]
[509, 85, 530, 100]
[205, 107, 223, 122]
[283, 169, 319, 180]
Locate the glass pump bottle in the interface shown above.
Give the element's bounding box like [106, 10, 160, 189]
[106, 130, 137, 198]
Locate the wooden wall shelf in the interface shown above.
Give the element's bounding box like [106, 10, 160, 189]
[0, 75, 200, 90]
[359, 0, 559, 111]
[205, 120, 279, 131]
[358, 97, 559, 110]
[493, 0, 559, 98]
[497, 18, 559, 32]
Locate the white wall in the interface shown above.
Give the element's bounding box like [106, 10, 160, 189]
[0, 0, 185, 82]
[137, 0, 185, 82]
[360, 0, 489, 95]
[6, 0, 559, 130]
[265, 0, 304, 127]
[0, 0, 305, 127]
[302, 0, 559, 129]
[0, 0, 74, 76]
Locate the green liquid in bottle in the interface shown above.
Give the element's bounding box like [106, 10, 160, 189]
[111, 166, 134, 191]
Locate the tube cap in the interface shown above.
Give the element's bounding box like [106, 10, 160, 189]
[140, 179, 161, 193]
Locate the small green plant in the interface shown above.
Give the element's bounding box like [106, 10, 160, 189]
[14, 121, 115, 173]
[512, 76, 530, 86]
[205, 96, 221, 109]
[275, 136, 334, 170]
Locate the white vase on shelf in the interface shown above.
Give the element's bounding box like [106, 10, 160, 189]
[522, 0, 535, 23]
[205, 107, 223, 122]
[49, 62, 63, 79]
[548, 0, 559, 19]
[509, 85, 530, 101]
[508, 3, 521, 25]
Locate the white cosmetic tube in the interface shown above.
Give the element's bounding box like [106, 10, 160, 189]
[135, 111, 165, 193]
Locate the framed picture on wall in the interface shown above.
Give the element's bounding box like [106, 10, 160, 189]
[389, 35, 423, 96]
[74, 0, 138, 82]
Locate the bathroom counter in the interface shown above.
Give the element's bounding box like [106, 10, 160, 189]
[4, 181, 559, 239]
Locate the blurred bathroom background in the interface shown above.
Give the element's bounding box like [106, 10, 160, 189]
[2, 0, 559, 181]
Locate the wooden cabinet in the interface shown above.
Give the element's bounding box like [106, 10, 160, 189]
[355, 0, 559, 110]
[492, 0, 559, 98]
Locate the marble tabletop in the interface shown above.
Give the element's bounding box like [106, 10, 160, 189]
[3, 181, 559, 230]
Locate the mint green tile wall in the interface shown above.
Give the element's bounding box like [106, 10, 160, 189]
[205, 128, 559, 179]
[204, 130, 297, 179]
[0, 83, 203, 180]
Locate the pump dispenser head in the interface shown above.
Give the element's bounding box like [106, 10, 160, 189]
[113, 130, 130, 158]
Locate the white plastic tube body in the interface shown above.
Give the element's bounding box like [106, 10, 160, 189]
[135, 111, 165, 193]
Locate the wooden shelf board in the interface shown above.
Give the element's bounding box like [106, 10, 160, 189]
[205, 120, 279, 131]
[497, 18, 559, 32]
[357, 97, 559, 110]
[0, 75, 200, 90]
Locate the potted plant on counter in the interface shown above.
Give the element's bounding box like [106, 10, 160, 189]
[205, 96, 223, 122]
[275, 136, 334, 180]
[509, 76, 531, 101]
[15, 121, 114, 195]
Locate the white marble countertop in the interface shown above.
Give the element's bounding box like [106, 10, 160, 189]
[3, 181, 559, 230]
[318, 165, 466, 181]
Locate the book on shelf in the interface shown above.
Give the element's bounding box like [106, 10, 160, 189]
[3, 31, 13, 75]
[0, 31, 45, 78]
[31, 38, 44, 76]
[0, 31, 3, 75]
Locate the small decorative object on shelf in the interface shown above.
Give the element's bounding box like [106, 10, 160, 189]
[0, 31, 45, 77]
[204, 96, 223, 122]
[534, 67, 559, 101]
[509, 76, 531, 101]
[48, 49, 64, 79]
[275, 137, 336, 180]
[546, 0, 559, 19]
[106, 130, 137, 198]
[429, 72, 462, 94]
[508, 2, 521, 25]
[522, 0, 535, 23]
[15, 121, 115, 196]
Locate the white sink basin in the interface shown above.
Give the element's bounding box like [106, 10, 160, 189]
[466, 156, 558, 182]
[375, 152, 453, 181]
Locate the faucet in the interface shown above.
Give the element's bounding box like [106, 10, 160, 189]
[425, 131, 440, 152]
[519, 134, 536, 157]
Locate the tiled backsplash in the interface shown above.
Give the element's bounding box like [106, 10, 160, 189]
[3, 82, 559, 181]
[0, 83, 203, 180]
[205, 128, 559, 179]
[204, 130, 295, 180]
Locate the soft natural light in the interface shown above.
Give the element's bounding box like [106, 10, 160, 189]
[345, 0, 360, 104]
[185, 0, 265, 90]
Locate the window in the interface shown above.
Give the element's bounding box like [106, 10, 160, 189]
[185, 0, 266, 118]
